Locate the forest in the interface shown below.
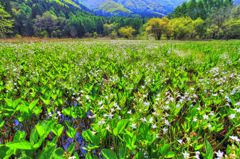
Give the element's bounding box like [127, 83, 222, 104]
[0, 0, 240, 39]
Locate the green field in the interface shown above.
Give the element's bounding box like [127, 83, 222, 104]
[0, 40, 240, 159]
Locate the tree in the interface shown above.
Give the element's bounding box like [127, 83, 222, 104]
[170, 17, 195, 40]
[12, 3, 33, 36]
[0, 5, 13, 37]
[103, 23, 119, 36]
[145, 17, 169, 40]
[33, 12, 68, 37]
[170, 0, 233, 20]
[118, 26, 136, 39]
[223, 18, 240, 39]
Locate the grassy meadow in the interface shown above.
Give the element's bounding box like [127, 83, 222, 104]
[0, 40, 240, 159]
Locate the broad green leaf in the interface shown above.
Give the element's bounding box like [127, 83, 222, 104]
[6, 141, 33, 150]
[113, 119, 128, 136]
[165, 151, 175, 158]
[205, 139, 213, 159]
[66, 126, 76, 139]
[102, 149, 118, 159]
[52, 124, 64, 137]
[160, 144, 170, 156]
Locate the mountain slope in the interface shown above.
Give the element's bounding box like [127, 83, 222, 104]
[78, 0, 186, 17]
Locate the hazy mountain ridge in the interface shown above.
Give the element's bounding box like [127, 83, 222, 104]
[78, 0, 186, 17]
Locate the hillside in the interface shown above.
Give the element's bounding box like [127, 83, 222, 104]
[79, 0, 186, 17]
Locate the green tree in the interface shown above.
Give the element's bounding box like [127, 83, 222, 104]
[103, 23, 119, 36]
[118, 26, 136, 39]
[223, 18, 240, 39]
[0, 5, 13, 37]
[33, 12, 68, 37]
[145, 17, 169, 40]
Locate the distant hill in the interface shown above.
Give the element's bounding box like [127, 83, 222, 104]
[78, 0, 186, 17]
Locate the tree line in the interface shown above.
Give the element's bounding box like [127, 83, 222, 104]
[0, 0, 240, 40]
[0, 0, 145, 38]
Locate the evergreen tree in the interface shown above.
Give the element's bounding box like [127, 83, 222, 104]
[0, 5, 13, 37]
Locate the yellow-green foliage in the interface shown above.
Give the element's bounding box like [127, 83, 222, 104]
[145, 17, 204, 40]
[118, 26, 136, 39]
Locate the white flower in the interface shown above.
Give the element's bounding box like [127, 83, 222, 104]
[116, 106, 121, 111]
[152, 111, 158, 116]
[98, 101, 103, 105]
[177, 139, 183, 144]
[164, 119, 171, 126]
[152, 124, 157, 129]
[215, 150, 224, 159]
[163, 127, 168, 134]
[57, 111, 62, 117]
[114, 102, 118, 107]
[225, 96, 231, 103]
[127, 110, 132, 114]
[140, 117, 147, 122]
[170, 97, 174, 102]
[149, 117, 154, 123]
[212, 93, 218, 97]
[208, 123, 212, 129]
[88, 114, 96, 119]
[86, 95, 90, 100]
[203, 114, 209, 120]
[229, 114, 236, 119]
[209, 111, 215, 116]
[144, 102, 150, 107]
[98, 119, 105, 125]
[229, 136, 240, 143]
[48, 112, 52, 117]
[164, 105, 170, 110]
[193, 117, 198, 122]
[195, 151, 200, 159]
[235, 102, 240, 106]
[108, 113, 114, 119]
[131, 123, 137, 129]
[182, 151, 190, 159]
[165, 113, 169, 117]
[234, 108, 240, 113]
[68, 156, 76, 159]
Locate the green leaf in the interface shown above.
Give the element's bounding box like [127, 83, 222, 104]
[6, 141, 33, 150]
[86, 152, 93, 159]
[52, 124, 64, 137]
[0, 120, 5, 128]
[66, 126, 76, 139]
[82, 130, 100, 146]
[205, 139, 213, 159]
[113, 119, 128, 136]
[36, 120, 55, 138]
[165, 151, 175, 158]
[119, 144, 127, 159]
[13, 131, 26, 141]
[51, 148, 65, 159]
[67, 143, 76, 155]
[102, 149, 118, 159]
[30, 128, 39, 145]
[29, 99, 39, 110]
[160, 144, 170, 156]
